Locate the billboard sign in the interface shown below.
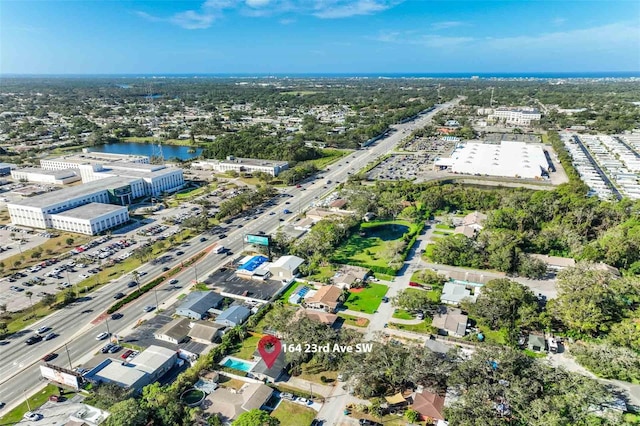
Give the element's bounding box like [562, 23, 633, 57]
[40, 365, 79, 389]
[244, 234, 270, 246]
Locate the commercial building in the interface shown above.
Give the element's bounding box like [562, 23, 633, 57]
[191, 156, 289, 177]
[50, 203, 129, 235]
[489, 107, 541, 126]
[175, 291, 224, 320]
[434, 141, 550, 179]
[85, 345, 177, 392]
[11, 167, 81, 185]
[268, 255, 304, 281]
[7, 176, 137, 231]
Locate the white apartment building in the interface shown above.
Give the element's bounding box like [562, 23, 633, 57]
[490, 108, 541, 126]
[192, 156, 289, 177]
[50, 203, 129, 235]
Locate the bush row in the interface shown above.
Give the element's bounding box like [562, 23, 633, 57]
[106, 276, 166, 314]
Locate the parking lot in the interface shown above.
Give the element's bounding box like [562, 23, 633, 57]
[366, 154, 432, 181]
[204, 264, 284, 301]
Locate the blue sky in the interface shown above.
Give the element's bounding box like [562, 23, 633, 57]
[1, 0, 639, 74]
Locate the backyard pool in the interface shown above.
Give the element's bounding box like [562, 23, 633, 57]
[221, 356, 255, 372]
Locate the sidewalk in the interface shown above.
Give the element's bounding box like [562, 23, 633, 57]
[339, 309, 372, 319]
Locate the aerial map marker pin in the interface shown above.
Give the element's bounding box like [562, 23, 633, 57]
[257, 335, 282, 369]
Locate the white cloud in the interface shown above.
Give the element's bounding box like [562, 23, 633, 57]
[417, 35, 474, 48]
[171, 10, 217, 29]
[430, 21, 464, 30]
[313, 0, 400, 19]
[552, 17, 567, 26]
[279, 18, 296, 25]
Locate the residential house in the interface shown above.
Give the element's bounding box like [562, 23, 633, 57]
[293, 217, 315, 231]
[304, 285, 344, 313]
[268, 255, 305, 281]
[250, 350, 287, 382]
[593, 262, 621, 277]
[215, 305, 251, 327]
[306, 207, 354, 222]
[431, 307, 468, 337]
[527, 334, 547, 352]
[333, 265, 370, 289]
[453, 225, 477, 238]
[204, 382, 273, 423]
[175, 291, 223, 320]
[329, 198, 348, 210]
[188, 321, 226, 344]
[154, 318, 191, 345]
[297, 309, 339, 326]
[412, 390, 446, 422]
[462, 211, 487, 230]
[529, 254, 576, 271]
[440, 282, 474, 305]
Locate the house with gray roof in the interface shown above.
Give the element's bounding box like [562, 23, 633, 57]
[214, 305, 251, 327]
[431, 307, 468, 337]
[175, 291, 223, 320]
[250, 350, 287, 382]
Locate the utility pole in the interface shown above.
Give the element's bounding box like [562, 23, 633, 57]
[104, 317, 111, 336]
[64, 343, 73, 370]
[193, 264, 198, 283]
[153, 287, 160, 308]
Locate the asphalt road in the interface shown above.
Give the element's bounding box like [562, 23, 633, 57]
[0, 99, 459, 415]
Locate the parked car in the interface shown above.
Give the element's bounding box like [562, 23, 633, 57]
[280, 392, 294, 400]
[23, 411, 41, 421]
[41, 353, 57, 362]
[108, 345, 122, 353]
[95, 332, 109, 340]
[408, 281, 422, 287]
[101, 343, 114, 353]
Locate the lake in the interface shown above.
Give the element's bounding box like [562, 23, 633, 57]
[89, 142, 203, 160]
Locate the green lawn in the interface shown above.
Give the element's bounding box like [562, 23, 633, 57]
[271, 401, 317, 426]
[342, 283, 388, 314]
[423, 244, 435, 260]
[303, 148, 350, 170]
[476, 324, 508, 345]
[276, 281, 303, 304]
[306, 265, 337, 283]
[175, 185, 212, 200]
[337, 312, 370, 327]
[389, 320, 436, 334]
[392, 309, 414, 320]
[373, 272, 395, 281]
[435, 224, 454, 230]
[123, 136, 199, 147]
[229, 334, 261, 360]
[332, 220, 418, 269]
[432, 230, 453, 236]
[0, 384, 62, 424]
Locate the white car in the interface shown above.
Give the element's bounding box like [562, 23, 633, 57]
[36, 326, 50, 334]
[79, 274, 90, 279]
[23, 411, 41, 421]
[95, 332, 109, 340]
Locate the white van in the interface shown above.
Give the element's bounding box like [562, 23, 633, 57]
[213, 245, 225, 254]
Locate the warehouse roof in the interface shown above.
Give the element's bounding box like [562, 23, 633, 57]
[130, 345, 176, 375]
[269, 255, 304, 272]
[93, 360, 147, 388]
[52, 203, 127, 220]
[177, 291, 223, 316]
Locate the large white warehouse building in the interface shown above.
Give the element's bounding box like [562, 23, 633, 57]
[434, 141, 551, 179]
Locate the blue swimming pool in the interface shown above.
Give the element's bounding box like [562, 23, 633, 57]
[221, 356, 254, 372]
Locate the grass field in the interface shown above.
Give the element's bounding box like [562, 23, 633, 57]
[389, 320, 436, 334]
[299, 361, 338, 384]
[342, 283, 388, 314]
[0, 384, 62, 424]
[122, 136, 202, 147]
[302, 148, 350, 170]
[435, 224, 454, 230]
[337, 312, 370, 327]
[307, 265, 337, 283]
[276, 281, 303, 304]
[229, 334, 261, 360]
[392, 309, 414, 320]
[271, 401, 317, 426]
[332, 220, 418, 269]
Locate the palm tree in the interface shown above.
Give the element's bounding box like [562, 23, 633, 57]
[25, 291, 34, 318]
[132, 270, 141, 292]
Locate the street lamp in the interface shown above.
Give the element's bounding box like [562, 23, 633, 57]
[64, 343, 73, 370]
[153, 287, 160, 308]
[193, 264, 198, 284]
[104, 317, 111, 336]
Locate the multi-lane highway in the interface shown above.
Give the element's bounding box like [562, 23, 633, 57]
[0, 99, 459, 414]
